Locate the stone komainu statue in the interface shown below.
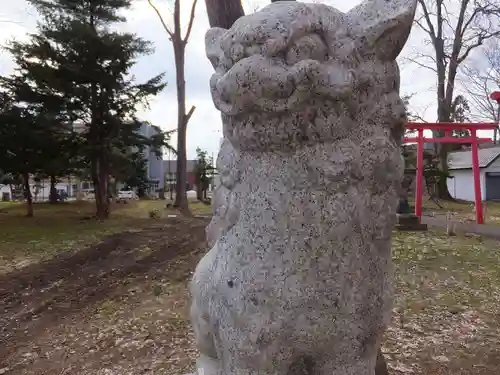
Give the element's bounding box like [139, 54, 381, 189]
[190, 1, 417, 374]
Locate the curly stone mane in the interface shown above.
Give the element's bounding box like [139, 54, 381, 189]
[205, 2, 408, 246]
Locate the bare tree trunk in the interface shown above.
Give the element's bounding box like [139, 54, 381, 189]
[149, 0, 198, 216]
[205, 0, 244, 28]
[196, 176, 203, 201]
[91, 165, 101, 218]
[75, 178, 82, 201]
[435, 1, 468, 200]
[173, 38, 190, 213]
[92, 159, 110, 220]
[98, 160, 110, 219]
[109, 176, 117, 204]
[49, 174, 58, 204]
[23, 172, 33, 217]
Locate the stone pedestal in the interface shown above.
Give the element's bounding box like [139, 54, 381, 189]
[189, 1, 418, 375]
[395, 214, 428, 231]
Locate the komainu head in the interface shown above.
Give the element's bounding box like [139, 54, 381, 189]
[206, 0, 417, 152]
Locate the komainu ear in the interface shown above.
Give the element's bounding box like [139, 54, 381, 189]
[347, 0, 417, 60]
[206, 27, 227, 69]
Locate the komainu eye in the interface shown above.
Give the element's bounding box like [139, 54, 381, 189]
[286, 34, 327, 65]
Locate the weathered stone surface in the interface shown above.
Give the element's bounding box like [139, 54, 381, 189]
[191, 1, 417, 374]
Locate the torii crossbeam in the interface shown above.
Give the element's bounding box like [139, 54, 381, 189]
[404, 122, 498, 224]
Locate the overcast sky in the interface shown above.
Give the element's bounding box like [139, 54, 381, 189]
[0, 0, 439, 159]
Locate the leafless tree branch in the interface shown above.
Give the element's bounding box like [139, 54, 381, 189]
[0, 19, 23, 24]
[402, 56, 438, 73]
[147, 0, 173, 38]
[185, 105, 196, 124]
[417, 0, 438, 43]
[460, 39, 500, 123]
[183, 0, 199, 45]
[409, 0, 500, 196]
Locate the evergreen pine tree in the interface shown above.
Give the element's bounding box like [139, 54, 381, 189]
[0, 91, 47, 216]
[3, 0, 166, 218]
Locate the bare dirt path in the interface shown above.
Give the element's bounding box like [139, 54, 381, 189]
[0, 217, 209, 375]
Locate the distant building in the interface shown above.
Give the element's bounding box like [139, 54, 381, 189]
[447, 146, 500, 201]
[163, 159, 197, 192]
[74, 120, 166, 193]
[138, 122, 165, 192]
[0, 122, 188, 200]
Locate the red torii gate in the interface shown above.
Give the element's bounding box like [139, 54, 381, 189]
[404, 122, 498, 224]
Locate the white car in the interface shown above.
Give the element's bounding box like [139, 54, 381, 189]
[186, 190, 197, 199]
[118, 190, 138, 200]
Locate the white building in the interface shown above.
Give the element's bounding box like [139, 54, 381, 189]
[447, 146, 500, 201]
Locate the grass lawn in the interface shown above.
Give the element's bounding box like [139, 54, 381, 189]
[413, 198, 500, 224]
[0, 198, 499, 374]
[385, 229, 500, 374]
[0, 199, 212, 274]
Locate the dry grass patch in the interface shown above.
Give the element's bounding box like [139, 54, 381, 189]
[385, 229, 500, 374]
[417, 199, 500, 225]
[0, 199, 212, 274]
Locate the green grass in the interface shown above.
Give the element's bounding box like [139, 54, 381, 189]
[0, 199, 212, 274]
[188, 201, 212, 215]
[0, 201, 20, 209]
